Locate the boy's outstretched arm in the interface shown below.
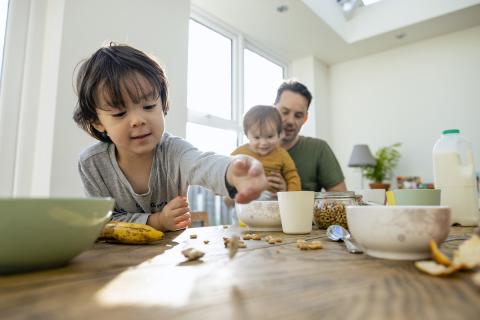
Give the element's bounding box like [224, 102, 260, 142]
[226, 155, 268, 203]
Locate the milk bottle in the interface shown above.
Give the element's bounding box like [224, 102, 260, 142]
[433, 129, 479, 226]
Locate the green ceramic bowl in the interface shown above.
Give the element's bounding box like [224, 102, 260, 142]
[386, 189, 441, 206]
[0, 198, 114, 274]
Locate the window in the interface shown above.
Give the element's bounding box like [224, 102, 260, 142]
[0, 0, 10, 196]
[243, 48, 284, 114]
[186, 122, 237, 156]
[186, 19, 237, 155]
[186, 12, 286, 225]
[0, 0, 9, 81]
[186, 16, 286, 154]
[187, 20, 232, 120]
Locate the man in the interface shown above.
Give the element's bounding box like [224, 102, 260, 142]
[269, 80, 347, 192]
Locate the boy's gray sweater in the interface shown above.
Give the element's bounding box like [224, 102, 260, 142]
[78, 132, 232, 223]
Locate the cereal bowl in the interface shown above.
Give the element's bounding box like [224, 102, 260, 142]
[0, 197, 115, 274]
[346, 205, 451, 260]
[235, 200, 281, 231]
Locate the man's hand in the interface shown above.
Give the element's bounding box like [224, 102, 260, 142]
[147, 196, 191, 231]
[266, 171, 287, 194]
[226, 155, 268, 204]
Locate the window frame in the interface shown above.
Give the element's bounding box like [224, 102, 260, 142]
[188, 6, 287, 148]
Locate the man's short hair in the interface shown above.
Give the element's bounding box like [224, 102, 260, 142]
[274, 79, 312, 110]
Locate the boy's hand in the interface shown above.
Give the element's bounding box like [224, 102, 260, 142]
[226, 155, 268, 204]
[147, 196, 191, 231]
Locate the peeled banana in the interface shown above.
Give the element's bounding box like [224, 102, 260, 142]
[99, 221, 164, 244]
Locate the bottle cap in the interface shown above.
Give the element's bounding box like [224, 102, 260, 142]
[442, 129, 460, 135]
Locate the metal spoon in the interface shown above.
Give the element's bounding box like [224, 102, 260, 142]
[326, 225, 363, 254]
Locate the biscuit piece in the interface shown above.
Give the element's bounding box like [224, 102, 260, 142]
[182, 248, 205, 261]
[473, 272, 480, 286]
[228, 236, 240, 259]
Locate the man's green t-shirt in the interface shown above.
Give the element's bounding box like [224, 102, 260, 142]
[287, 136, 344, 192]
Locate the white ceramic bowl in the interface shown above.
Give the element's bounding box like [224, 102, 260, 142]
[235, 201, 281, 231]
[346, 205, 451, 260]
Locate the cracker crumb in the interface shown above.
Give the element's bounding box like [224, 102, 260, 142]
[228, 236, 240, 259]
[297, 239, 323, 250]
[182, 248, 205, 261]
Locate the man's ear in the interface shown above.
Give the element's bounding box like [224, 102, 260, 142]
[303, 113, 308, 125]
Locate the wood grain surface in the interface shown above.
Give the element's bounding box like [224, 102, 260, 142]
[0, 226, 478, 320]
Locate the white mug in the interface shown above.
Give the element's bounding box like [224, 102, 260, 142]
[277, 191, 314, 234]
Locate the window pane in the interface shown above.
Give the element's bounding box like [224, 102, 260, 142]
[187, 20, 232, 119]
[186, 122, 237, 156]
[244, 48, 284, 114]
[0, 0, 9, 79]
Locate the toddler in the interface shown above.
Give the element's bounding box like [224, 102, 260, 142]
[232, 105, 301, 197]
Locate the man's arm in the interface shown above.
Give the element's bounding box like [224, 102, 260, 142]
[325, 180, 347, 192]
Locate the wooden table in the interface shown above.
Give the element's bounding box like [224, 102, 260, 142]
[1, 226, 478, 320]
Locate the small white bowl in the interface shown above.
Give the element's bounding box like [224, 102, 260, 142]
[346, 205, 451, 260]
[235, 201, 281, 231]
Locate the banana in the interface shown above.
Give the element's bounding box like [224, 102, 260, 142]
[99, 221, 164, 244]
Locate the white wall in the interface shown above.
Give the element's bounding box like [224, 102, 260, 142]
[290, 56, 331, 143]
[5, 0, 190, 197]
[330, 25, 480, 191]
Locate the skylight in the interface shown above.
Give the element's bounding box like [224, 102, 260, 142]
[362, 0, 384, 6]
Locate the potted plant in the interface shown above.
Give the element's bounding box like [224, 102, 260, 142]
[363, 143, 401, 190]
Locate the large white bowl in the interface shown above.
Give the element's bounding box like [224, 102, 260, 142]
[346, 205, 451, 260]
[236, 201, 281, 231]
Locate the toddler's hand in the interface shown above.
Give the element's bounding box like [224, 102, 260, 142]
[266, 171, 287, 194]
[147, 196, 191, 231]
[226, 155, 268, 204]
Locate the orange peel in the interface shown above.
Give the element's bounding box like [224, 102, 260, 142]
[415, 261, 461, 276]
[452, 235, 480, 269]
[429, 239, 452, 266]
[416, 235, 480, 277]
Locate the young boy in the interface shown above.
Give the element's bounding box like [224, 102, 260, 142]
[232, 105, 301, 198]
[73, 43, 267, 231]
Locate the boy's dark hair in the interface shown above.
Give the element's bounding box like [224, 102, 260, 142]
[73, 42, 169, 143]
[243, 105, 283, 136]
[274, 79, 312, 110]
